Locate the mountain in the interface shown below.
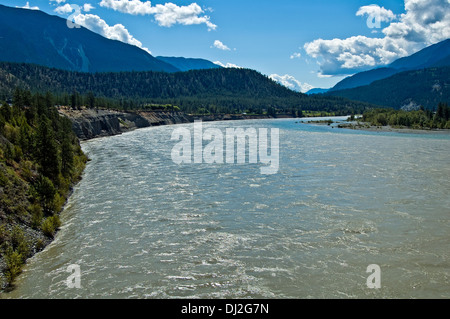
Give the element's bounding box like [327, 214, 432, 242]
[306, 88, 329, 95]
[0, 5, 178, 73]
[156, 56, 222, 71]
[327, 66, 450, 109]
[389, 39, 450, 70]
[330, 39, 450, 91]
[330, 68, 399, 92]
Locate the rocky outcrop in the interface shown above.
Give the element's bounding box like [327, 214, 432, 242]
[59, 107, 289, 141]
[191, 114, 273, 121]
[61, 109, 124, 140]
[58, 108, 192, 140]
[138, 111, 193, 126]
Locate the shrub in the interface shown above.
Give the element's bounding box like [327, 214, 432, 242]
[35, 238, 45, 252]
[11, 226, 30, 261]
[0, 115, 5, 135]
[0, 224, 9, 246]
[53, 192, 67, 213]
[34, 175, 56, 211]
[4, 248, 23, 285]
[30, 204, 43, 229]
[41, 215, 61, 237]
[20, 160, 34, 182]
[375, 113, 388, 126]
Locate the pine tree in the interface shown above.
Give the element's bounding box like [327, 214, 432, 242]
[61, 137, 74, 177]
[13, 88, 23, 108]
[35, 175, 56, 213]
[436, 103, 445, 120]
[1, 101, 12, 122]
[87, 91, 95, 109]
[35, 116, 60, 182]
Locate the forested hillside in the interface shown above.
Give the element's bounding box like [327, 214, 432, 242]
[0, 90, 87, 289]
[0, 62, 375, 115]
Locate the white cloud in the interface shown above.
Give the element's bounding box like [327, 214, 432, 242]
[50, 0, 66, 4]
[383, 0, 450, 43]
[73, 13, 152, 54]
[54, 3, 94, 14]
[213, 40, 231, 51]
[20, 2, 39, 10]
[269, 74, 314, 93]
[54, 3, 73, 14]
[304, 0, 450, 76]
[83, 4, 95, 12]
[213, 61, 242, 69]
[304, 35, 409, 76]
[290, 52, 301, 59]
[53, 4, 151, 55]
[99, 0, 217, 30]
[356, 4, 397, 24]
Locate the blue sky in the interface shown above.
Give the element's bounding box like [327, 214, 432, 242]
[2, 0, 450, 91]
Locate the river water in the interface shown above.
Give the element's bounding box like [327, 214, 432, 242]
[4, 118, 450, 298]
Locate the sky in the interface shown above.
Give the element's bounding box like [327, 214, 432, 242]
[2, 0, 450, 91]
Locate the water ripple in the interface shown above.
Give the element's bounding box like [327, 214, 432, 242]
[5, 119, 450, 299]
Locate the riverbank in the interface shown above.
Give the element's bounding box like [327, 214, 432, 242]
[58, 107, 191, 140]
[336, 122, 450, 135]
[58, 107, 287, 140]
[0, 182, 83, 292]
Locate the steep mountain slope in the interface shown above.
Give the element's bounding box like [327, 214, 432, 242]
[330, 68, 400, 92]
[330, 39, 450, 91]
[328, 66, 450, 109]
[0, 5, 178, 73]
[389, 39, 450, 70]
[156, 56, 222, 71]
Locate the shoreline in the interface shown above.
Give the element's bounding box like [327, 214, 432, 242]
[0, 167, 85, 294]
[0, 139, 87, 293]
[59, 107, 297, 141]
[336, 122, 450, 135]
[0, 163, 86, 293]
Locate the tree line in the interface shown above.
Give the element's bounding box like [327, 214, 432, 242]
[362, 103, 450, 129]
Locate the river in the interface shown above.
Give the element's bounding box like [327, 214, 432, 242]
[4, 118, 450, 298]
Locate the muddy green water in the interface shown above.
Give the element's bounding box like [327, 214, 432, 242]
[5, 118, 450, 298]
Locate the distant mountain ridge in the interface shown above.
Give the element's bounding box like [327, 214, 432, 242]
[305, 88, 329, 95]
[0, 5, 180, 73]
[328, 66, 450, 110]
[0, 5, 227, 73]
[156, 56, 222, 72]
[330, 39, 450, 92]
